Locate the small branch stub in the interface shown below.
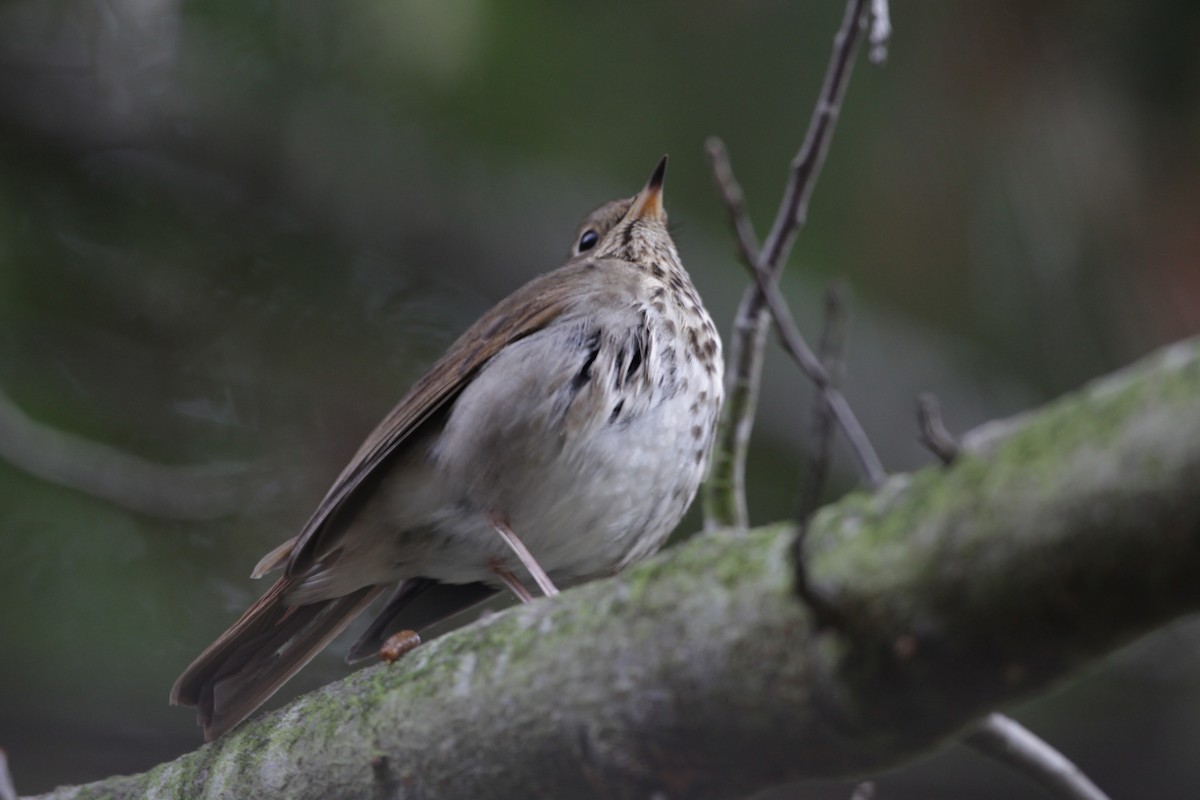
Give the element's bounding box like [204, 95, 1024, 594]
[917, 392, 960, 465]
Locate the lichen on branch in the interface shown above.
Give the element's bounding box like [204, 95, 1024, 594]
[30, 337, 1200, 800]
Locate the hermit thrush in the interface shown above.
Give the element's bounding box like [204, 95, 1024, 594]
[171, 157, 724, 740]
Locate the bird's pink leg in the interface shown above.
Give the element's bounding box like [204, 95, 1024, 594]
[488, 514, 560, 598]
[487, 559, 536, 603]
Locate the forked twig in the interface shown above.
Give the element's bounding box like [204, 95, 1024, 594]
[750, 260, 885, 486]
[704, 3, 1109, 798]
[703, 0, 885, 530]
[706, 133, 886, 500]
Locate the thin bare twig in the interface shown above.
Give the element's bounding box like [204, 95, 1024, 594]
[756, 0, 870, 278]
[791, 285, 852, 630]
[869, 0, 892, 64]
[966, 713, 1111, 800]
[707, 139, 885, 498]
[708, 137, 869, 458]
[917, 392, 960, 464]
[0, 385, 282, 521]
[702, 138, 766, 530]
[703, 0, 884, 529]
[705, 137, 761, 267]
[701, 312, 768, 530]
[749, 258, 886, 486]
[707, 137, 885, 514]
[709, 6, 1106, 800]
[797, 283, 849, 525]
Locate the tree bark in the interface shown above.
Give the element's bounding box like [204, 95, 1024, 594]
[29, 337, 1200, 800]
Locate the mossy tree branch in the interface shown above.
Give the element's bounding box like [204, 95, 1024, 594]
[28, 337, 1200, 800]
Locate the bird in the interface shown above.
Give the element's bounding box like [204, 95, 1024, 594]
[170, 156, 725, 740]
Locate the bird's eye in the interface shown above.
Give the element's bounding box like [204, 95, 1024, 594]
[577, 229, 599, 253]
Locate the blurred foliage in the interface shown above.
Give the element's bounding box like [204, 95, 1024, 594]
[0, 0, 1198, 796]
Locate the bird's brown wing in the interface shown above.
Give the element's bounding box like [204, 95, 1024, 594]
[284, 261, 597, 577]
[170, 263, 602, 740]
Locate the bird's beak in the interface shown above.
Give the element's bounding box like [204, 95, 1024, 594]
[628, 155, 668, 222]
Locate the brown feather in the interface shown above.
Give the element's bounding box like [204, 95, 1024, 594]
[170, 577, 383, 740]
[172, 262, 605, 738]
[284, 260, 604, 576]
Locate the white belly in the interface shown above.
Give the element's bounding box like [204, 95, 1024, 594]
[405, 323, 721, 587]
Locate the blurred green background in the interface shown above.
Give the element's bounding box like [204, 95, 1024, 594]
[1, 1, 1198, 797]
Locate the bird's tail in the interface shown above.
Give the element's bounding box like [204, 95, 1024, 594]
[170, 577, 383, 741]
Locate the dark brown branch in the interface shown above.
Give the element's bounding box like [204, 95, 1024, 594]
[792, 285, 852, 631]
[797, 283, 850, 526]
[965, 714, 1111, 800]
